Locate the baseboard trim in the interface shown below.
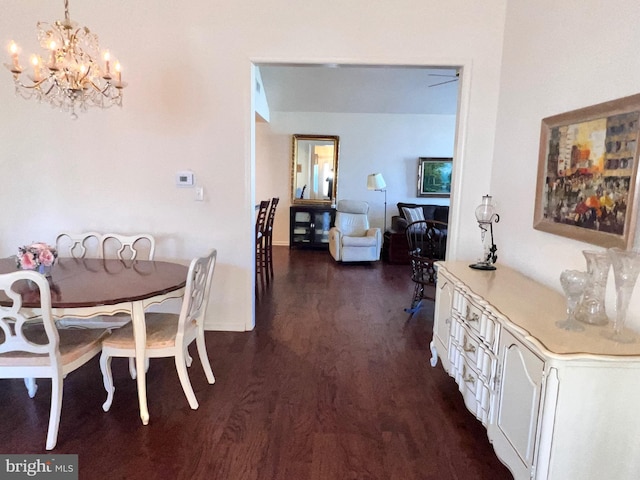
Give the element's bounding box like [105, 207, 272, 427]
[204, 321, 248, 332]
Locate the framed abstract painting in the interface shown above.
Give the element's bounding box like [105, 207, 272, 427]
[533, 94, 640, 248]
[418, 157, 452, 198]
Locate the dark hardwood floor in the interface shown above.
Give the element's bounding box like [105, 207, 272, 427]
[0, 246, 513, 479]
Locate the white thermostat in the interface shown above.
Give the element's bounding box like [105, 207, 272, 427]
[176, 171, 195, 187]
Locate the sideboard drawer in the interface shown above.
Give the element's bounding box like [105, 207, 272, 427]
[451, 353, 491, 425]
[454, 290, 500, 352]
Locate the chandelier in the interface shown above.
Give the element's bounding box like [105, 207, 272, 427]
[4, 0, 125, 118]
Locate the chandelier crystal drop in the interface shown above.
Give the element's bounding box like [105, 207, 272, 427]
[4, 0, 126, 119]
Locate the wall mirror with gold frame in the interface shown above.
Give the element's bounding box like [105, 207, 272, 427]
[291, 134, 339, 204]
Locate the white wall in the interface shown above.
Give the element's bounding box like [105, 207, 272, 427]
[492, 0, 640, 330]
[257, 111, 456, 245]
[0, 0, 507, 331]
[255, 119, 290, 245]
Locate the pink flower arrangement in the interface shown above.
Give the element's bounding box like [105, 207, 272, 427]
[16, 242, 58, 271]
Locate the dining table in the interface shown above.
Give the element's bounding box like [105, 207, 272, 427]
[0, 256, 189, 425]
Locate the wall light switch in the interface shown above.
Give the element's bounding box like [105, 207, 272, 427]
[195, 186, 204, 201]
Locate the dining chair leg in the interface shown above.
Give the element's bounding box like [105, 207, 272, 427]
[128, 357, 137, 380]
[185, 347, 193, 367]
[265, 239, 272, 285]
[100, 352, 115, 412]
[256, 238, 267, 290]
[46, 372, 63, 450]
[175, 349, 199, 409]
[127, 357, 150, 380]
[24, 377, 38, 398]
[196, 331, 215, 384]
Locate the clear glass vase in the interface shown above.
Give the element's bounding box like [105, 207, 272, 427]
[603, 248, 640, 343]
[576, 250, 610, 325]
[38, 263, 52, 278]
[556, 269, 588, 332]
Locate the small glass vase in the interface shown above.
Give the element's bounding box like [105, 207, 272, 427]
[576, 250, 610, 325]
[602, 248, 640, 344]
[556, 269, 588, 332]
[37, 263, 52, 278]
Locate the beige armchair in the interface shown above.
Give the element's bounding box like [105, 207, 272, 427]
[329, 200, 382, 262]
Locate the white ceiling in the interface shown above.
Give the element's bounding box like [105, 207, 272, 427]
[258, 65, 460, 116]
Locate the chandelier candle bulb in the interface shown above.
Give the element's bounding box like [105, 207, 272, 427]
[47, 41, 57, 69]
[9, 41, 20, 71]
[115, 62, 122, 85]
[103, 51, 111, 77]
[30, 55, 41, 82]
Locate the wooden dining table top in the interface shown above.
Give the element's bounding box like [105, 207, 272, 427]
[0, 257, 189, 309]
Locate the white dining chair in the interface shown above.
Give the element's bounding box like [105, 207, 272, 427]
[100, 249, 217, 411]
[57, 232, 157, 380]
[99, 233, 155, 261]
[100, 233, 158, 378]
[55, 232, 102, 259]
[56, 232, 153, 332]
[25, 231, 105, 398]
[0, 270, 109, 450]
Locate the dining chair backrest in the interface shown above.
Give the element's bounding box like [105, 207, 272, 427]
[100, 233, 156, 261]
[256, 200, 270, 240]
[56, 232, 103, 259]
[0, 270, 57, 365]
[176, 249, 217, 341]
[265, 197, 279, 236]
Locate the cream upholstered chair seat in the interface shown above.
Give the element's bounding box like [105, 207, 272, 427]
[100, 249, 217, 412]
[0, 270, 108, 450]
[1, 328, 106, 366]
[328, 200, 382, 262]
[101, 313, 182, 350]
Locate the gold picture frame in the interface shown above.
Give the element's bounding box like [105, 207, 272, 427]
[533, 94, 640, 249]
[418, 157, 452, 198]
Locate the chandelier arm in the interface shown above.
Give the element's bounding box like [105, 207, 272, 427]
[13, 77, 48, 89]
[78, 66, 91, 84]
[43, 82, 56, 96]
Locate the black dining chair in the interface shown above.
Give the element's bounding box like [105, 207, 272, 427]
[263, 197, 279, 284]
[404, 220, 448, 316]
[255, 200, 270, 290]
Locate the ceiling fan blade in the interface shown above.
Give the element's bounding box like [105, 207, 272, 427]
[428, 78, 458, 87]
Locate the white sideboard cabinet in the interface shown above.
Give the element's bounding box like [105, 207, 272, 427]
[431, 261, 640, 480]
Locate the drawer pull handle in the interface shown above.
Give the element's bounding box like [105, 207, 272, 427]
[462, 372, 476, 385]
[465, 305, 479, 322]
[462, 366, 476, 385]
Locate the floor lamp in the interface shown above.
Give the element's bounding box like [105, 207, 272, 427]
[367, 173, 387, 232]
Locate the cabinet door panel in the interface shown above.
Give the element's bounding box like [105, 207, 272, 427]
[432, 274, 453, 370]
[313, 211, 332, 243]
[489, 329, 544, 479]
